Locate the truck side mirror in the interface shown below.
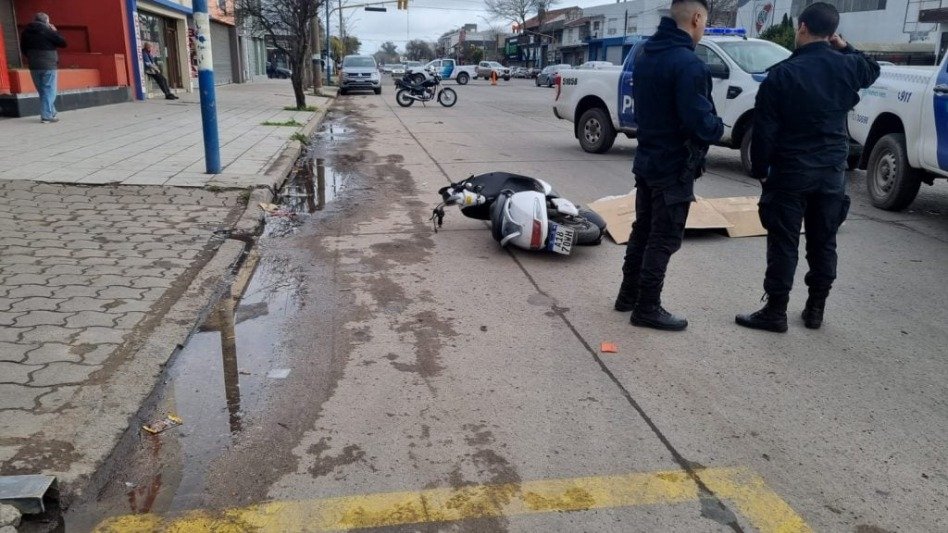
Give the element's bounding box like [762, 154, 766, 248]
[708, 63, 730, 79]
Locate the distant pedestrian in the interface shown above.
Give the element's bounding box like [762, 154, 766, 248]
[142, 43, 179, 100]
[20, 12, 66, 123]
[736, 2, 879, 332]
[614, 0, 724, 331]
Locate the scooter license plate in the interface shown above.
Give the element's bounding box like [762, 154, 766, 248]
[547, 224, 575, 255]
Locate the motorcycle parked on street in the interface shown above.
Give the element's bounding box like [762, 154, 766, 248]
[395, 71, 457, 108]
[432, 172, 606, 255]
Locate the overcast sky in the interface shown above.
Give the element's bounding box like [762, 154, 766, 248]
[337, 0, 637, 53]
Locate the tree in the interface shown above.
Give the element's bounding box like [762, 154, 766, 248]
[374, 41, 400, 65]
[330, 35, 362, 59]
[405, 39, 434, 61]
[484, 0, 536, 33]
[759, 15, 795, 51]
[236, 0, 325, 110]
[707, 0, 739, 27]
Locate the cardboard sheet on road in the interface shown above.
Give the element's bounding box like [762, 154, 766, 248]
[588, 192, 766, 244]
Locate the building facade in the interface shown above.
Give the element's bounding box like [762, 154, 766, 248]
[1, 0, 251, 117]
[737, 0, 948, 63]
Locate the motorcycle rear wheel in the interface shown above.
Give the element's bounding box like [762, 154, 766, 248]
[551, 211, 604, 246]
[395, 89, 414, 107]
[438, 88, 457, 107]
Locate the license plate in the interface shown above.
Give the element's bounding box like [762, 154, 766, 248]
[547, 223, 575, 255]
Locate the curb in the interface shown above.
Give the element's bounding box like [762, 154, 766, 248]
[65, 96, 336, 503]
[232, 97, 335, 237]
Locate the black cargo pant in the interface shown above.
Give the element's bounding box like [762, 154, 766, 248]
[622, 181, 691, 307]
[147, 70, 173, 97]
[759, 185, 851, 299]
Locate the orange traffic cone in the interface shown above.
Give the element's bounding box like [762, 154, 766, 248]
[491, 70, 498, 86]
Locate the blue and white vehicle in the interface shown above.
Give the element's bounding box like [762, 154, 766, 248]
[552, 28, 791, 175]
[407, 58, 477, 85]
[847, 50, 948, 211]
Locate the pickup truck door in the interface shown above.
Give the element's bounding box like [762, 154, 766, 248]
[618, 43, 645, 130]
[441, 59, 455, 78]
[920, 55, 948, 172]
[694, 45, 730, 113]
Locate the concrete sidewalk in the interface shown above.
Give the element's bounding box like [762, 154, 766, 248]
[0, 80, 328, 188]
[0, 80, 335, 505]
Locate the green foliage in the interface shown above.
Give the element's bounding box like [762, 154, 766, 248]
[261, 119, 303, 127]
[759, 15, 795, 51]
[290, 132, 310, 145]
[331, 35, 362, 59]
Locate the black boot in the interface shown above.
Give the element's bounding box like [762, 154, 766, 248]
[736, 294, 789, 333]
[614, 281, 638, 312]
[802, 297, 825, 329]
[631, 303, 688, 331]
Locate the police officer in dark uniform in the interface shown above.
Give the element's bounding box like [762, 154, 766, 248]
[614, 0, 724, 331]
[736, 2, 879, 332]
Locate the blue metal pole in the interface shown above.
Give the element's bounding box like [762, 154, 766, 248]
[193, 0, 221, 174]
[125, 0, 145, 100]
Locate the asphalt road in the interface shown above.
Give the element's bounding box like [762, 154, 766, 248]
[73, 79, 947, 532]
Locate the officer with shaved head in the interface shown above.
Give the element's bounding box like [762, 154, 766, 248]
[614, 0, 724, 331]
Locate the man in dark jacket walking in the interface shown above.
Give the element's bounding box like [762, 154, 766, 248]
[736, 2, 880, 332]
[20, 13, 67, 123]
[614, 0, 724, 331]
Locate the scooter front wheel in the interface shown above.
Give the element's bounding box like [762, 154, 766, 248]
[395, 89, 414, 107]
[438, 88, 457, 107]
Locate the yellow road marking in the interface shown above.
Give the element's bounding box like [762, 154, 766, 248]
[94, 467, 811, 532]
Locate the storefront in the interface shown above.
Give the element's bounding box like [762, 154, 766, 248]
[132, 0, 192, 99]
[1, 0, 133, 116]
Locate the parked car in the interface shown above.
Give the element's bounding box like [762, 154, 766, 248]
[389, 64, 406, 79]
[536, 64, 570, 87]
[848, 49, 948, 210]
[511, 67, 529, 78]
[577, 61, 618, 70]
[475, 61, 511, 81]
[553, 29, 791, 174]
[339, 55, 382, 95]
[407, 58, 477, 85]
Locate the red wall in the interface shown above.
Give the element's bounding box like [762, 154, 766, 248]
[0, 21, 9, 93]
[14, 0, 132, 86]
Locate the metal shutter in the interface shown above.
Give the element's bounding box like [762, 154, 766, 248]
[606, 46, 622, 65]
[210, 21, 233, 85]
[1, 0, 21, 68]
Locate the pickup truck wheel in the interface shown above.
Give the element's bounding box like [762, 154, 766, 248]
[866, 133, 922, 211]
[457, 72, 470, 85]
[535, 78, 540, 87]
[578, 108, 616, 154]
[740, 126, 754, 177]
[503, 75, 510, 81]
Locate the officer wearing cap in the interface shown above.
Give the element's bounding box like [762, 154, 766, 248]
[736, 2, 879, 332]
[614, 0, 724, 331]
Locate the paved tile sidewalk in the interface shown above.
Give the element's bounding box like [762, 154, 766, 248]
[0, 80, 326, 188]
[0, 181, 245, 483]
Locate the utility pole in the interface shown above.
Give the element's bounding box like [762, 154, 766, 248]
[326, 0, 332, 84]
[339, 0, 345, 56]
[192, 0, 221, 174]
[312, 15, 322, 91]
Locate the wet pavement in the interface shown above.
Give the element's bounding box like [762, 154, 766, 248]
[67, 82, 948, 532]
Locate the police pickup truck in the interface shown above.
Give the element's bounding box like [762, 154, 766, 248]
[552, 28, 790, 175]
[847, 50, 948, 211]
[407, 58, 478, 85]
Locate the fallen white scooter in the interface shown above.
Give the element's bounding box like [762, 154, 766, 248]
[432, 172, 606, 255]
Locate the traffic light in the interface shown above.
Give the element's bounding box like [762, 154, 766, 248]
[396, 0, 409, 10]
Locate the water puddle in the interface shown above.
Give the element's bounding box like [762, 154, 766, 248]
[63, 107, 364, 533]
[64, 251, 306, 530]
[264, 114, 356, 238]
